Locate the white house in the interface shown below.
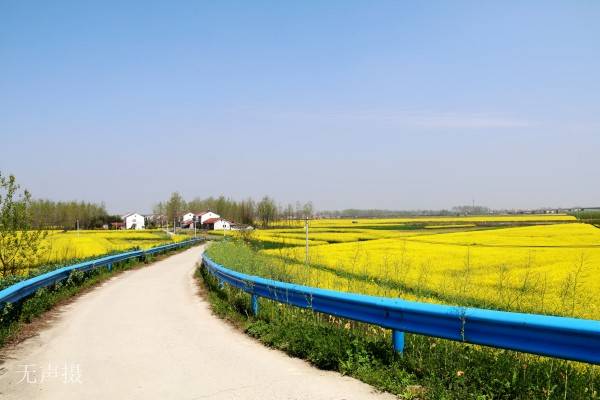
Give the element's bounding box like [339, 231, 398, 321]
[181, 212, 195, 223]
[122, 213, 145, 230]
[203, 218, 231, 230]
[198, 211, 220, 224]
[214, 219, 232, 230]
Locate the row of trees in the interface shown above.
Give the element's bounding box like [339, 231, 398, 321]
[155, 193, 315, 228]
[319, 205, 492, 218]
[29, 199, 118, 229]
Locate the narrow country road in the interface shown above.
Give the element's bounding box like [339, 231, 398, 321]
[0, 246, 394, 400]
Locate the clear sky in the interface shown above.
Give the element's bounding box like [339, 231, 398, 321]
[1, 1, 599, 214]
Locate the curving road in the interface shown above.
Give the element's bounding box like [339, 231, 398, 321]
[0, 246, 393, 399]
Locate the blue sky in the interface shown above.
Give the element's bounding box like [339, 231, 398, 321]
[1, 1, 599, 213]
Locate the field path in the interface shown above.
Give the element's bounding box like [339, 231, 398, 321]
[0, 246, 393, 400]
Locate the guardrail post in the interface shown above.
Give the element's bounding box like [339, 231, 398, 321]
[251, 294, 259, 316]
[107, 263, 112, 271]
[392, 330, 405, 354]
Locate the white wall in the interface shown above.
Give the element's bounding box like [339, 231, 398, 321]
[182, 212, 195, 222]
[124, 213, 145, 230]
[214, 219, 231, 230]
[200, 212, 220, 224]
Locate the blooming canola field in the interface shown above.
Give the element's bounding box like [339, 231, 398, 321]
[41, 230, 188, 264]
[237, 215, 600, 320]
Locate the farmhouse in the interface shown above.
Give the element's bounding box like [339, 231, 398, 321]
[197, 210, 220, 224]
[177, 210, 241, 230]
[202, 218, 232, 230]
[178, 210, 223, 229]
[122, 213, 145, 230]
[181, 212, 195, 223]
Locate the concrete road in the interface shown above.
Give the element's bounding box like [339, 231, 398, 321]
[0, 246, 394, 399]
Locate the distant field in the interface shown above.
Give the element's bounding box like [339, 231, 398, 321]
[236, 214, 578, 246]
[216, 215, 600, 319]
[41, 230, 188, 264]
[0, 229, 190, 284]
[308, 214, 576, 226]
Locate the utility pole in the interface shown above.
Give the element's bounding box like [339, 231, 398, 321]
[77, 219, 80, 238]
[305, 215, 309, 265]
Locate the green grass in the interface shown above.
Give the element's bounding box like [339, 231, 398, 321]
[200, 240, 600, 400]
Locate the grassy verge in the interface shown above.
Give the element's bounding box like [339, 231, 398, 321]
[199, 240, 599, 400]
[0, 243, 199, 348]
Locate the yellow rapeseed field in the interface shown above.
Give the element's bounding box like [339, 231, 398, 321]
[307, 214, 576, 227]
[248, 218, 600, 319]
[249, 228, 426, 244]
[41, 230, 188, 265]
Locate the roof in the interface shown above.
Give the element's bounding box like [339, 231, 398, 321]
[122, 212, 142, 219]
[196, 210, 215, 216]
[204, 218, 232, 225]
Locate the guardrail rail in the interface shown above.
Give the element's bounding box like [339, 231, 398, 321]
[0, 238, 204, 307]
[202, 253, 600, 365]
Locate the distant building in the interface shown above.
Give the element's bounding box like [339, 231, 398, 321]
[231, 223, 253, 231]
[110, 222, 124, 230]
[197, 210, 220, 224]
[181, 212, 195, 223]
[178, 211, 222, 229]
[122, 213, 145, 230]
[203, 218, 231, 230]
[145, 214, 166, 228]
[181, 219, 195, 229]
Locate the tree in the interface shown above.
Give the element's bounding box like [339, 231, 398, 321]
[165, 192, 186, 227]
[0, 172, 47, 276]
[452, 205, 491, 216]
[239, 198, 255, 225]
[151, 202, 167, 228]
[256, 196, 277, 228]
[28, 199, 109, 229]
[302, 201, 314, 219]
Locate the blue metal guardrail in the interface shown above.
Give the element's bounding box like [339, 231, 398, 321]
[0, 238, 203, 306]
[202, 254, 600, 365]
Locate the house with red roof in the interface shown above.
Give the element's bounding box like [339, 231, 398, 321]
[202, 217, 232, 230]
[197, 210, 220, 224]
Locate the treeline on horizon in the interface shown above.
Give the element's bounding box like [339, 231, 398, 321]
[25, 196, 597, 231]
[320, 205, 493, 218]
[4, 170, 594, 231]
[320, 205, 600, 219]
[28, 200, 119, 230]
[28, 197, 593, 231]
[154, 193, 315, 228]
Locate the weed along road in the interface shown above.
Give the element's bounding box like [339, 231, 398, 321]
[0, 246, 393, 400]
